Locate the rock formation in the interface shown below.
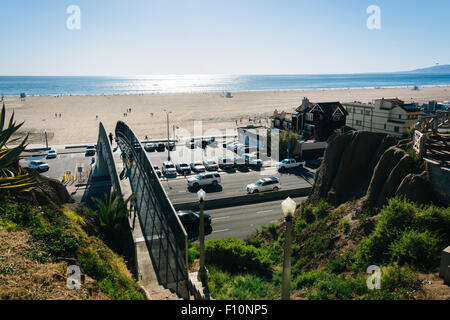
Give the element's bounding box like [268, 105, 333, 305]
[309, 130, 447, 209]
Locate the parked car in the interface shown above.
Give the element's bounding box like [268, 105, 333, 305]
[276, 158, 305, 171]
[171, 210, 212, 240]
[186, 138, 196, 149]
[242, 153, 263, 168]
[176, 162, 191, 175]
[144, 143, 157, 152]
[166, 142, 175, 151]
[218, 157, 234, 169]
[187, 172, 221, 188]
[308, 156, 324, 167]
[85, 145, 96, 157]
[246, 177, 281, 194]
[208, 137, 217, 147]
[153, 166, 162, 178]
[162, 161, 177, 176]
[190, 161, 206, 173]
[29, 160, 50, 172]
[233, 156, 247, 169]
[46, 149, 57, 159]
[156, 142, 166, 151]
[203, 159, 219, 171]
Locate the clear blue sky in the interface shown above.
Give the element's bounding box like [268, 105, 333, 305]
[0, 0, 449, 75]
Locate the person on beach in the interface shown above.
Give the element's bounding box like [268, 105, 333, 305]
[109, 132, 113, 145]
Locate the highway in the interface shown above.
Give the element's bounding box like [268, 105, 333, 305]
[203, 196, 307, 240]
[161, 167, 314, 205]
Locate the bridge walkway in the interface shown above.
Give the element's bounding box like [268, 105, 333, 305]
[112, 144, 181, 300]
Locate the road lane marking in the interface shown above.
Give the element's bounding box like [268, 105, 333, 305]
[212, 216, 230, 221]
[212, 229, 229, 234]
[256, 209, 274, 214]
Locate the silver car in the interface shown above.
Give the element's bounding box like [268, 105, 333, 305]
[246, 177, 281, 194]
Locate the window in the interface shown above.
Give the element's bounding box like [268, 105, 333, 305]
[398, 114, 402, 119]
[306, 113, 314, 121]
[384, 124, 387, 130]
[394, 126, 399, 133]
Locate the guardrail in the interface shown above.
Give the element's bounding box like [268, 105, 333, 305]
[115, 121, 191, 299]
[97, 122, 121, 194]
[415, 111, 449, 134]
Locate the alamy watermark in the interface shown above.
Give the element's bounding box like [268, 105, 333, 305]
[66, 5, 81, 30]
[67, 265, 81, 290]
[366, 5, 381, 30]
[366, 265, 381, 290]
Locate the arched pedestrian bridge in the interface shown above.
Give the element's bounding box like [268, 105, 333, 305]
[83, 121, 193, 300]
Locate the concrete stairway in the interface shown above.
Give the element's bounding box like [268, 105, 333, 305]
[425, 134, 450, 167]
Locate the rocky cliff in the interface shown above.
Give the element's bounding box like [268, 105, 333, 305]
[309, 131, 447, 209]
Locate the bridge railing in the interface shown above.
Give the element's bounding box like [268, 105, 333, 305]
[98, 122, 122, 194]
[115, 121, 190, 299]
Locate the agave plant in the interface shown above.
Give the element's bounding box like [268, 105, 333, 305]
[0, 103, 37, 190]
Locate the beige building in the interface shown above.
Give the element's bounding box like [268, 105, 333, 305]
[342, 98, 421, 138]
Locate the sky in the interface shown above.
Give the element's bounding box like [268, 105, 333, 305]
[0, 0, 449, 76]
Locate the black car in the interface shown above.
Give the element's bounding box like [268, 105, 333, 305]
[173, 210, 213, 240]
[85, 145, 96, 157]
[144, 143, 157, 152]
[166, 142, 175, 151]
[153, 166, 162, 178]
[156, 142, 165, 151]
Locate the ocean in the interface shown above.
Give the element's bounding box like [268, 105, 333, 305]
[1, 73, 450, 96]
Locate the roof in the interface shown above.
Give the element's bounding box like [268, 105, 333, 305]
[304, 102, 349, 116]
[384, 98, 405, 106]
[400, 104, 421, 112]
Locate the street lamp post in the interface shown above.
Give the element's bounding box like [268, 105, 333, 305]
[281, 197, 296, 300]
[197, 189, 207, 284]
[44, 129, 48, 149]
[164, 109, 172, 161]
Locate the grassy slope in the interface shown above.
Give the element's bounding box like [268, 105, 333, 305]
[0, 194, 146, 300]
[190, 197, 450, 300]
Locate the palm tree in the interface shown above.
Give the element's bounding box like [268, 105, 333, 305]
[91, 191, 136, 251]
[0, 103, 36, 190]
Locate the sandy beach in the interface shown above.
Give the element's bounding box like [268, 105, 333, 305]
[5, 86, 450, 146]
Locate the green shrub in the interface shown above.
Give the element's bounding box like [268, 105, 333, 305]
[204, 238, 273, 278]
[292, 270, 367, 300]
[389, 229, 439, 269]
[364, 265, 421, 300]
[207, 266, 277, 300]
[327, 258, 347, 274]
[339, 219, 350, 234]
[355, 197, 448, 270]
[300, 204, 315, 224]
[315, 199, 332, 220]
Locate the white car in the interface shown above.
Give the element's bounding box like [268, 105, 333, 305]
[190, 161, 206, 173]
[218, 156, 234, 169]
[187, 172, 221, 188]
[246, 177, 281, 194]
[276, 158, 305, 171]
[203, 159, 219, 171]
[162, 161, 177, 176]
[46, 150, 57, 159]
[29, 160, 50, 172]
